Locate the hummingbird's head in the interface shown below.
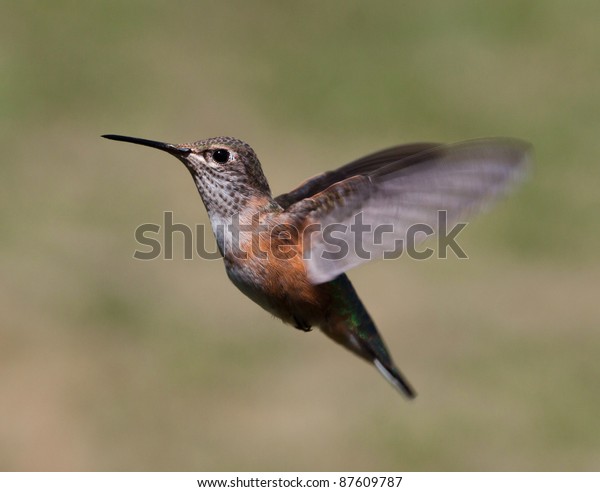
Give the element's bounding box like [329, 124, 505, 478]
[103, 134, 272, 214]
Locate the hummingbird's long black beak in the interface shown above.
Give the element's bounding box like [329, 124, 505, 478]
[102, 134, 192, 156]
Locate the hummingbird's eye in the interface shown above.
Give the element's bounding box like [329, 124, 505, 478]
[212, 149, 230, 164]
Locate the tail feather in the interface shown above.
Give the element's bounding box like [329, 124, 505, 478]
[322, 274, 416, 399]
[374, 359, 416, 399]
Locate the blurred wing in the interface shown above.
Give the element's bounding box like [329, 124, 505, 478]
[274, 142, 440, 209]
[287, 138, 532, 284]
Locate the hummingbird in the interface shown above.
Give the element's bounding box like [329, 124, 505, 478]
[103, 133, 530, 398]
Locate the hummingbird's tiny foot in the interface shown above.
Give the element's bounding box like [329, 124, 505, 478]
[293, 316, 312, 332]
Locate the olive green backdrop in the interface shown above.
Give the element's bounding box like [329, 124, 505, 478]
[2, 1, 598, 470]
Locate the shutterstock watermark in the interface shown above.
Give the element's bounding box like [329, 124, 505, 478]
[133, 210, 468, 261]
[133, 211, 469, 261]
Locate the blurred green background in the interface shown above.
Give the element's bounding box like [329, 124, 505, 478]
[2, 0, 599, 471]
